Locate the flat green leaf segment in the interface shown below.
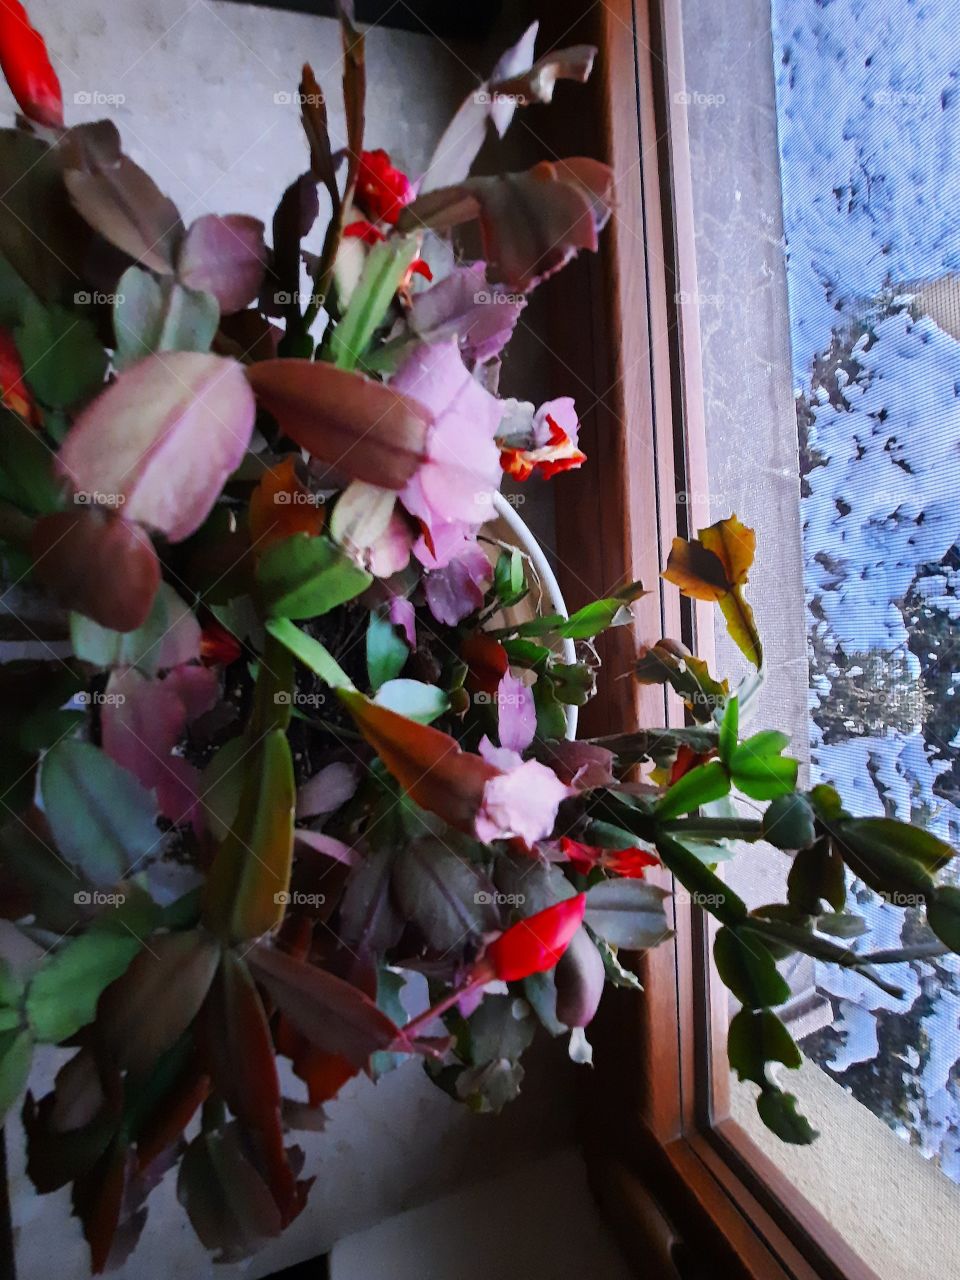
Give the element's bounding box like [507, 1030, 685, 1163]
[27, 930, 141, 1044]
[266, 617, 355, 690]
[330, 236, 419, 370]
[257, 533, 372, 619]
[41, 739, 158, 883]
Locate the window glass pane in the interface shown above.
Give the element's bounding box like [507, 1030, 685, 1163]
[681, 1, 960, 1274]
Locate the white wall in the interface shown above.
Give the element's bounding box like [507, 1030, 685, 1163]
[3, 4, 597, 1277]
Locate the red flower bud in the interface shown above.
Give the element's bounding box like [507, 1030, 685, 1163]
[560, 836, 658, 880]
[461, 631, 509, 696]
[0, 327, 37, 423]
[482, 893, 586, 982]
[0, 2, 63, 128]
[354, 149, 412, 226]
[200, 619, 242, 667]
[344, 219, 386, 246]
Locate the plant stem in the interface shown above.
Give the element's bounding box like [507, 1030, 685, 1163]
[586, 726, 718, 764]
[661, 816, 765, 841]
[401, 966, 491, 1043]
[740, 918, 909, 999]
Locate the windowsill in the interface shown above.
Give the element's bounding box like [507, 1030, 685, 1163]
[730, 1061, 960, 1280]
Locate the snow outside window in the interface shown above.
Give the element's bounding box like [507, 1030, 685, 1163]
[680, 1, 960, 1275]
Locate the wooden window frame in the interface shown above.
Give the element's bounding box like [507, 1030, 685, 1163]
[537, 1, 880, 1277]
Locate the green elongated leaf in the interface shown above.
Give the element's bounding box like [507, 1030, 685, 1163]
[815, 912, 868, 940]
[467, 994, 537, 1065]
[248, 632, 294, 737]
[200, 735, 247, 843]
[113, 266, 218, 371]
[70, 580, 200, 674]
[494, 548, 525, 607]
[15, 295, 106, 409]
[718, 695, 738, 766]
[0, 959, 22, 1008]
[655, 760, 730, 821]
[583, 879, 672, 950]
[588, 930, 644, 990]
[584, 820, 649, 850]
[0, 1027, 32, 1121]
[523, 968, 565, 1036]
[741, 919, 905, 1000]
[329, 237, 419, 370]
[369, 968, 410, 1080]
[366, 611, 408, 692]
[728, 1007, 800, 1086]
[837, 817, 953, 872]
[763, 793, 816, 851]
[392, 837, 499, 953]
[548, 661, 595, 707]
[756, 1089, 818, 1145]
[809, 784, 843, 821]
[787, 836, 846, 914]
[928, 886, 960, 952]
[729, 731, 798, 801]
[532, 673, 567, 740]
[26, 931, 141, 1044]
[374, 679, 448, 725]
[41, 739, 159, 884]
[0, 407, 63, 514]
[832, 818, 943, 898]
[265, 616, 354, 690]
[713, 927, 790, 1009]
[748, 903, 812, 959]
[257, 533, 371, 620]
[503, 581, 646, 641]
[203, 729, 295, 943]
[655, 833, 747, 924]
[503, 637, 551, 666]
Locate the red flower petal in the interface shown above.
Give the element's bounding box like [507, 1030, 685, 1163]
[408, 258, 433, 282]
[498, 413, 586, 483]
[669, 743, 714, 783]
[603, 847, 660, 879]
[344, 219, 386, 245]
[0, 1, 63, 128]
[200, 619, 242, 667]
[559, 836, 602, 875]
[483, 894, 586, 982]
[355, 149, 413, 226]
[461, 631, 510, 696]
[0, 326, 36, 423]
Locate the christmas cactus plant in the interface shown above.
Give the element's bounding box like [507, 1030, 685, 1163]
[0, 2, 958, 1272]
